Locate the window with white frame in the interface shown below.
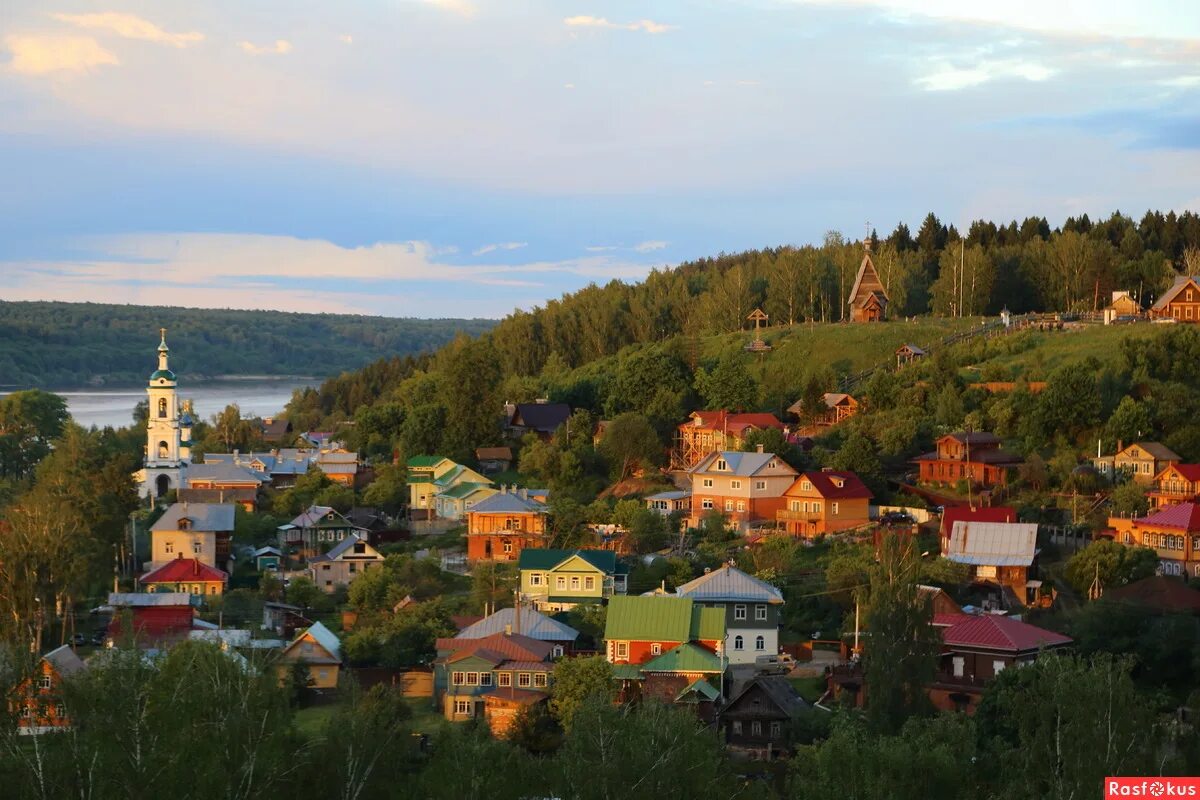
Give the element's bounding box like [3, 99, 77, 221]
[734, 604, 747, 620]
[530, 573, 542, 586]
[571, 576, 580, 590]
[730, 480, 742, 490]
[790, 500, 800, 512]
[717, 459, 728, 471]
[813, 502, 821, 513]
[651, 643, 661, 655]
[518, 672, 532, 687]
[192, 540, 202, 554]
[584, 576, 594, 590]
[755, 605, 767, 621]
[702, 499, 713, 509]
[455, 700, 471, 715]
[751, 721, 762, 736]
[736, 501, 745, 512]
[466, 672, 479, 685]
[498, 672, 512, 687]
[480, 672, 493, 686]
[993, 660, 1006, 675]
[503, 541, 513, 553]
[755, 480, 766, 490]
[755, 635, 765, 651]
[165, 541, 174, 554]
[725, 500, 734, 511]
[832, 502, 839, 515]
[801, 481, 812, 491]
[616, 642, 628, 659]
[556, 576, 567, 589]
[534, 673, 548, 688]
[769, 722, 781, 739]
[38, 676, 52, 690]
[734, 635, 744, 650]
[702, 478, 713, 488]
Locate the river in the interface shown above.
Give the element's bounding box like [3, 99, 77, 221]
[7, 380, 314, 430]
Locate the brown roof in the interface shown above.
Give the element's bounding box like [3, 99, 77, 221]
[475, 447, 513, 461]
[786, 470, 872, 500]
[1119, 442, 1181, 462]
[848, 251, 889, 309]
[1151, 276, 1200, 311]
[1104, 576, 1200, 614]
[438, 632, 553, 664]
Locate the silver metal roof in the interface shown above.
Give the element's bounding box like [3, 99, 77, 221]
[674, 564, 784, 604]
[946, 521, 1038, 567]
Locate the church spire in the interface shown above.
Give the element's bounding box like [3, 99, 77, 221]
[157, 328, 170, 372]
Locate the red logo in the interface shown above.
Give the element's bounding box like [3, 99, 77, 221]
[1106, 779, 1200, 798]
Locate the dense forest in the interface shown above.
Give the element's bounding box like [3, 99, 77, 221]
[0, 301, 495, 388]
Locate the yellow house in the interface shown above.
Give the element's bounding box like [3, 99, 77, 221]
[1094, 442, 1181, 486]
[407, 456, 458, 514]
[517, 548, 629, 612]
[139, 557, 228, 598]
[276, 621, 342, 690]
[149, 502, 235, 572]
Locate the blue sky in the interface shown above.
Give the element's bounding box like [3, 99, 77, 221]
[1, 0, 1198, 318]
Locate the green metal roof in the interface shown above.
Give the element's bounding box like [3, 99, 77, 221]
[518, 548, 623, 574]
[439, 482, 494, 500]
[611, 664, 645, 680]
[605, 596, 694, 642]
[406, 455, 448, 469]
[692, 605, 726, 641]
[642, 643, 724, 674]
[675, 678, 722, 703]
[149, 369, 176, 382]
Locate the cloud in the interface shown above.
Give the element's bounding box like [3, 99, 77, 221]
[916, 59, 1054, 91]
[585, 245, 618, 252]
[238, 39, 292, 56]
[0, 232, 663, 317]
[563, 16, 675, 34]
[421, 0, 475, 17]
[563, 82, 575, 89]
[51, 12, 204, 48]
[472, 242, 528, 256]
[339, 34, 354, 45]
[633, 240, 668, 253]
[5, 34, 118, 75]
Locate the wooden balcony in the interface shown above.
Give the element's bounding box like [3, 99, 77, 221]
[776, 510, 822, 523]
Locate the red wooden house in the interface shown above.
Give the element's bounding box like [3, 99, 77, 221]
[914, 432, 1023, 488]
[1148, 463, 1200, 508]
[938, 505, 1016, 553]
[106, 592, 196, 646]
[465, 488, 550, 562]
[671, 411, 786, 471]
[1149, 275, 1200, 322]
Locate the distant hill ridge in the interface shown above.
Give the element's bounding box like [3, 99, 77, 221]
[0, 300, 496, 388]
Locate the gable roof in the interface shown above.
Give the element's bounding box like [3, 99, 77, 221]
[787, 470, 873, 500]
[42, 644, 86, 678]
[1134, 501, 1200, 531]
[725, 676, 810, 717]
[307, 533, 385, 563]
[941, 431, 1002, 446]
[150, 503, 236, 533]
[848, 250, 889, 309]
[896, 343, 927, 356]
[438, 482, 496, 501]
[1104, 575, 1200, 614]
[1118, 441, 1180, 462]
[605, 596, 725, 642]
[939, 506, 1017, 537]
[1151, 275, 1200, 310]
[406, 455, 451, 470]
[469, 491, 548, 514]
[685, 411, 784, 434]
[288, 621, 341, 663]
[285, 505, 356, 530]
[675, 564, 784, 604]
[1159, 463, 1200, 483]
[455, 606, 580, 642]
[510, 402, 571, 433]
[641, 642, 724, 673]
[183, 462, 268, 485]
[675, 677, 721, 703]
[945, 521, 1038, 567]
[140, 558, 229, 584]
[438, 631, 553, 663]
[517, 548, 621, 574]
[689, 450, 795, 477]
[941, 614, 1071, 652]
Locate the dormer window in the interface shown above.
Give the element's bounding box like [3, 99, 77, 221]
[833, 479, 844, 488]
[178, 518, 191, 530]
[768, 460, 777, 468]
[801, 481, 812, 491]
[716, 459, 728, 471]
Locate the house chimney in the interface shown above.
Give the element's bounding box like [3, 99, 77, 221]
[756, 444, 765, 453]
[501, 484, 509, 495]
[1116, 440, 1123, 453]
[519, 487, 528, 500]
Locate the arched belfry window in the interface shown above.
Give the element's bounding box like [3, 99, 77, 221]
[158, 398, 168, 418]
[158, 441, 169, 458]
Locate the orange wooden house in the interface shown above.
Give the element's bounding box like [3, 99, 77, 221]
[466, 487, 550, 562]
[1150, 276, 1200, 322]
[914, 432, 1023, 488]
[848, 245, 889, 322]
[1107, 502, 1200, 579]
[14, 645, 86, 735]
[777, 470, 872, 537]
[1149, 463, 1200, 508]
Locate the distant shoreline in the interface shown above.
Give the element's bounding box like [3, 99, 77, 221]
[0, 375, 320, 393]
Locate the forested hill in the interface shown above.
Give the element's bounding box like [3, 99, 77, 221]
[0, 301, 495, 388]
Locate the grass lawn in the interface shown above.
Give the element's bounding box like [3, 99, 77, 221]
[293, 697, 445, 739]
[294, 703, 341, 737]
[959, 323, 1166, 380]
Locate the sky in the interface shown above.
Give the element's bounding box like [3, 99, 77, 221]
[1, 0, 1198, 319]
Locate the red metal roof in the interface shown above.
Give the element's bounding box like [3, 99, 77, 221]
[438, 632, 552, 664]
[1135, 501, 1200, 531]
[932, 612, 971, 627]
[941, 615, 1071, 653]
[685, 411, 784, 434]
[940, 506, 1016, 537]
[788, 470, 873, 500]
[140, 558, 228, 584]
[1168, 464, 1200, 482]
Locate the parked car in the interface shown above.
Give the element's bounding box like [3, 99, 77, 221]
[879, 510, 915, 525]
[755, 653, 797, 675]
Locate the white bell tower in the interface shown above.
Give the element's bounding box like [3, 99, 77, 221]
[140, 328, 187, 498]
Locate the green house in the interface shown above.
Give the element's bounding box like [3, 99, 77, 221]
[518, 548, 629, 612]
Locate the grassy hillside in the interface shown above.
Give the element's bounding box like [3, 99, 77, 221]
[0, 301, 496, 388]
